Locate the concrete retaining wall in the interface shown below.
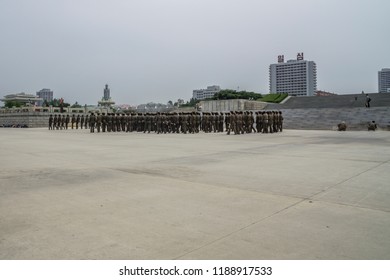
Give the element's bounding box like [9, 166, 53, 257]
[0, 112, 51, 128]
[200, 99, 267, 112]
[282, 107, 390, 130]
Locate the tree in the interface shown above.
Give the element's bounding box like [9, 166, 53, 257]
[179, 98, 198, 108]
[4, 100, 23, 108]
[212, 89, 262, 100]
[167, 100, 173, 106]
[70, 101, 82, 108]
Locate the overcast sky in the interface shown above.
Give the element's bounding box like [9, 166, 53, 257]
[1, 0, 389, 105]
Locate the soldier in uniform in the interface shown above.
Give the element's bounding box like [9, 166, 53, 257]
[255, 112, 262, 133]
[268, 111, 273, 133]
[110, 113, 115, 132]
[76, 114, 80, 129]
[61, 114, 65, 129]
[262, 111, 268, 133]
[107, 113, 112, 132]
[272, 111, 277, 133]
[155, 112, 162, 134]
[96, 112, 102, 132]
[144, 113, 151, 133]
[243, 111, 249, 133]
[278, 111, 283, 132]
[218, 112, 224, 132]
[84, 114, 89, 130]
[115, 113, 120, 132]
[274, 111, 280, 132]
[187, 112, 194, 133]
[225, 112, 231, 135]
[231, 111, 237, 135]
[58, 114, 62, 129]
[89, 113, 96, 133]
[119, 113, 124, 132]
[172, 112, 179, 133]
[65, 114, 70, 129]
[249, 111, 256, 133]
[80, 114, 85, 129]
[48, 114, 53, 130]
[53, 114, 58, 130]
[195, 112, 201, 133]
[71, 114, 75, 129]
[101, 113, 107, 132]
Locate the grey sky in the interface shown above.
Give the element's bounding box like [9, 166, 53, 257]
[1, 0, 389, 106]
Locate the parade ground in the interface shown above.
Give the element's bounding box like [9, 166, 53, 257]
[0, 128, 389, 260]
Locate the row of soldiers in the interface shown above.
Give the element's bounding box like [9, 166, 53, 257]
[49, 111, 283, 134]
[48, 114, 91, 130]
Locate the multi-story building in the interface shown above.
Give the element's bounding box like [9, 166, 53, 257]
[36, 88, 53, 106]
[1, 92, 42, 105]
[378, 68, 390, 93]
[193, 85, 221, 100]
[269, 53, 317, 96]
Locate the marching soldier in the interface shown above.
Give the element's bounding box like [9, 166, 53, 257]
[61, 114, 65, 130]
[53, 114, 58, 130]
[262, 111, 268, 133]
[225, 112, 231, 135]
[84, 114, 89, 130]
[101, 113, 107, 132]
[76, 114, 80, 129]
[96, 113, 102, 133]
[48, 114, 53, 130]
[65, 114, 70, 130]
[89, 113, 96, 133]
[80, 114, 85, 129]
[71, 114, 76, 129]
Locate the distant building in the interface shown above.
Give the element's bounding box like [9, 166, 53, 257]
[193, 85, 221, 100]
[269, 53, 317, 96]
[1, 92, 42, 106]
[36, 88, 53, 106]
[378, 68, 390, 93]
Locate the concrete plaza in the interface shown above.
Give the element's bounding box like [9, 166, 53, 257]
[0, 128, 389, 259]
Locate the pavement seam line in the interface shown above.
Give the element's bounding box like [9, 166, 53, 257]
[173, 198, 305, 260]
[174, 159, 390, 259]
[310, 159, 390, 200]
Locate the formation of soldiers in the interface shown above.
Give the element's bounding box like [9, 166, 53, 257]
[48, 114, 90, 130]
[48, 111, 283, 135]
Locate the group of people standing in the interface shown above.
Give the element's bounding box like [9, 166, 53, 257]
[48, 110, 284, 135]
[48, 114, 91, 130]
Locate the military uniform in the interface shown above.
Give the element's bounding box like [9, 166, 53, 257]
[89, 113, 96, 133]
[65, 114, 70, 129]
[96, 113, 102, 132]
[49, 115, 53, 130]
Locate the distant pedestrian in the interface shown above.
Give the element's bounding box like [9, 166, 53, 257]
[365, 94, 371, 108]
[368, 121, 377, 131]
[337, 121, 347, 131]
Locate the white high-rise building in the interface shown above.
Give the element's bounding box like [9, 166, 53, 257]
[36, 88, 53, 106]
[193, 85, 221, 100]
[378, 68, 390, 93]
[269, 53, 317, 96]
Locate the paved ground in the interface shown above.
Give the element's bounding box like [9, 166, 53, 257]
[0, 128, 389, 260]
